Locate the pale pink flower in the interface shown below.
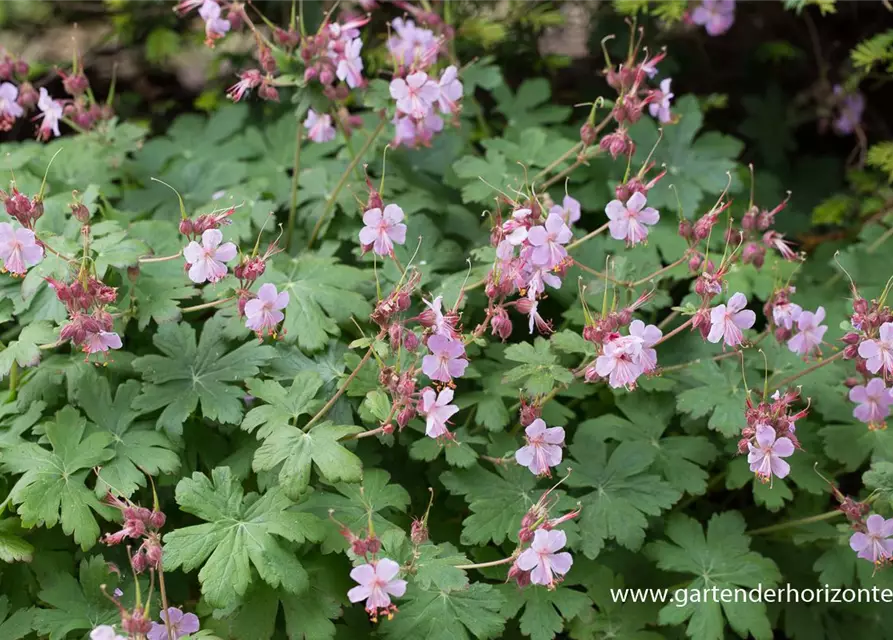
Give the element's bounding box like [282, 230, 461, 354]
[245, 283, 289, 336]
[787, 307, 827, 356]
[419, 387, 459, 438]
[420, 295, 457, 338]
[421, 334, 468, 382]
[148, 608, 200, 640]
[347, 558, 407, 613]
[83, 331, 123, 355]
[648, 78, 674, 123]
[227, 69, 262, 102]
[850, 378, 893, 428]
[850, 514, 893, 565]
[0, 223, 43, 275]
[387, 18, 437, 66]
[747, 424, 794, 483]
[605, 192, 660, 246]
[90, 627, 126, 640]
[0, 82, 24, 127]
[436, 65, 463, 115]
[335, 38, 365, 88]
[707, 292, 756, 347]
[390, 71, 439, 119]
[199, 0, 231, 42]
[527, 212, 572, 269]
[772, 302, 802, 330]
[549, 195, 581, 226]
[392, 112, 443, 148]
[691, 0, 735, 36]
[183, 229, 237, 284]
[525, 299, 552, 335]
[524, 266, 562, 300]
[859, 323, 893, 376]
[304, 109, 336, 143]
[516, 529, 573, 587]
[515, 419, 564, 476]
[358, 204, 407, 256]
[628, 319, 662, 372]
[36, 87, 63, 140]
[595, 335, 644, 389]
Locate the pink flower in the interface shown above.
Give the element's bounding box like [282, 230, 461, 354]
[859, 323, 893, 376]
[772, 302, 802, 330]
[392, 112, 444, 148]
[515, 419, 564, 476]
[148, 608, 200, 640]
[436, 65, 463, 115]
[199, 0, 231, 43]
[90, 627, 126, 640]
[245, 283, 289, 336]
[523, 266, 562, 300]
[691, 0, 735, 36]
[850, 514, 893, 565]
[787, 306, 827, 356]
[648, 78, 674, 123]
[595, 335, 644, 389]
[347, 558, 407, 614]
[628, 319, 661, 372]
[387, 18, 438, 66]
[83, 331, 123, 355]
[335, 38, 365, 89]
[516, 529, 573, 587]
[421, 334, 468, 382]
[419, 387, 459, 438]
[227, 69, 262, 102]
[0, 223, 43, 275]
[707, 292, 756, 347]
[850, 378, 893, 428]
[420, 295, 457, 338]
[36, 88, 63, 140]
[0, 82, 24, 129]
[605, 192, 660, 246]
[358, 204, 407, 256]
[183, 229, 237, 283]
[304, 108, 336, 143]
[747, 424, 794, 483]
[524, 299, 552, 335]
[549, 195, 581, 226]
[527, 212, 572, 269]
[390, 72, 439, 119]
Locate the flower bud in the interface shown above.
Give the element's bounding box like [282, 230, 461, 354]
[514, 297, 534, 316]
[741, 242, 765, 269]
[490, 306, 512, 341]
[149, 511, 166, 529]
[17, 82, 38, 109]
[580, 122, 597, 146]
[410, 518, 429, 545]
[853, 297, 868, 315]
[319, 68, 335, 86]
[599, 129, 634, 159]
[70, 202, 90, 224]
[365, 536, 381, 554]
[583, 365, 599, 382]
[737, 438, 750, 454]
[678, 219, 693, 240]
[844, 377, 860, 388]
[131, 550, 148, 574]
[258, 82, 279, 102]
[844, 344, 859, 360]
[688, 253, 702, 272]
[397, 406, 416, 429]
[841, 332, 861, 345]
[388, 322, 403, 350]
[519, 399, 540, 427]
[402, 330, 419, 352]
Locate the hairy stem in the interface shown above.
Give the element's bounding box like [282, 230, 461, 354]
[748, 509, 842, 535]
[286, 120, 303, 253]
[181, 296, 235, 313]
[565, 222, 609, 251]
[653, 318, 693, 346]
[307, 118, 387, 249]
[158, 567, 174, 640]
[768, 350, 845, 392]
[139, 251, 182, 264]
[454, 556, 516, 570]
[629, 254, 690, 287]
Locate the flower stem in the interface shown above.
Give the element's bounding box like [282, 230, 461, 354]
[7, 361, 17, 402]
[139, 251, 182, 264]
[768, 350, 845, 392]
[307, 117, 387, 250]
[566, 222, 609, 251]
[158, 567, 174, 640]
[454, 556, 516, 571]
[305, 337, 381, 431]
[748, 509, 842, 535]
[532, 142, 582, 184]
[286, 120, 303, 253]
[653, 318, 693, 346]
[344, 426, 385, 441]
[181, 296, 235, 313]
[573, 259, 627, 287]
[629, 254, 690, 287]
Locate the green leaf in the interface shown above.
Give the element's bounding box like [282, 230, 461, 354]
[563, 427, 681, 559]
[498, 584, 591, 640]
[863, 461, 893, 510]
[674, 359, 748, 437]
[242, 373, 325, 437]
[503, 338, 574, 396]
[0, 321, 57, 380]
[295, 469, 410, 553]
[123, 268, 197, 330]
[163, 466, 325, 608]
[32, 555, 122, 640]
[0, 518, 33, 563]
[391, 542, 470, 593]
[0, 406, 115, 549]
[78, 378, 180, 498]
[132, 317, 276, 435]
[382, 582, 506, 640]
[646, 512, 781, 640]
[569, 562, 663, 640]
[268, 255, 371, 352]
[0, 595, 32, 640]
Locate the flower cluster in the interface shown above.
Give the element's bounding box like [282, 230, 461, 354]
[765, 289, 828, 357]
[727, 192, 799, 267]
[508, 486, 579, 588]
[603, 42, 674, 128]
[737, 388, 808, 484]
[101, 493, 166, 574]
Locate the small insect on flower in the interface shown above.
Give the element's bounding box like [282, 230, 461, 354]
[605, 192, 660, 246]
[0, 222, 43, 275]
[850, 514, 893, 565]
[747, 424, 794, 484]
[707, 292, 756, 348]
[147, 608, 200, 640]
[849, 378, 893, 430]
[515, 528, 573, 588]
[418, 386, 459, 438]
[358, 204, 407, 256]
[304, 108, 337, 143]
[183, 228, 237, 284]
[515, 419, 565, 476]
[859, 322, 893, 377]
[787, 306, 828, 357]
[421, 334, 468, 383]
[244, 283, 289, 338]
[348, 558, 407, 621]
